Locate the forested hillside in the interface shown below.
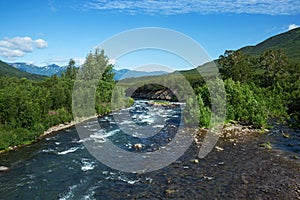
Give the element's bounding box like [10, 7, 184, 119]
[240, 27, 300, 63]
[0, 60, 45, 80]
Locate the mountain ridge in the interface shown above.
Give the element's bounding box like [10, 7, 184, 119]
[9, 62, 66, 76]
[239, 27, 300, 62]
[113, 68, 169, 80]
[0, 60, 46, 80]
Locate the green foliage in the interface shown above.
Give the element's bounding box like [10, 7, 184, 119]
[217, 47, 298, 127]
[78, 49, 114, 81]
[73, 49, 116, 117]
[219, 50, 253, 83]
[62, 59, 78, 80]
[95, 80, 114, 114]
[111, 85, 134, 110]
[256, 49, 288, 87]
[183, 96, 200, 126]
[197, 94, 211, 127]
[0, 49, 119, 150]
[224, 79, 268, 127]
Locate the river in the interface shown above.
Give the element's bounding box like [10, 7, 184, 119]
[0, 100, 299, 199]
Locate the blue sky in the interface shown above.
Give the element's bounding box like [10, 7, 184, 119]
[0, 0, 299, 70]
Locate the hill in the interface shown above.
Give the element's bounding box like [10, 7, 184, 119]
[179, 28, 300, 78]
[240, 27, 300, 62]
[0, 60, 45, 80]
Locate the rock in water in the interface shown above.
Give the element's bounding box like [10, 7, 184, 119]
[190, 159, 199, 164]
[133, 143, 142, 150]
[0, 166, 10, 172]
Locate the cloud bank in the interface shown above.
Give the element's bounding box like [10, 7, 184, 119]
[0, 36, 48, 60]
[83, 0, 300, 15]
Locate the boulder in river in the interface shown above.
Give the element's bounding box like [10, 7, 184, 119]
[133, 143, 142, 150]
[0, 166, 10, 172]
[190, 159, 199, 164]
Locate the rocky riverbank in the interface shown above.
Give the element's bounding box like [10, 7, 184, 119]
[183, 123, 300, 199]
[129, 84, 177, 101]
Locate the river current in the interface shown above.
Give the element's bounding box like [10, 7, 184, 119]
[0, 100, 195, 199]
[1, 100, 299, 199]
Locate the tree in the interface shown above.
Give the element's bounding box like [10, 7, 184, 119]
[219, 50, 252, 83]
[64, 59, 77, 79]
[258, 49, 288, 87]
[79, 48, 113, 81]
[74, 49, 116, 116]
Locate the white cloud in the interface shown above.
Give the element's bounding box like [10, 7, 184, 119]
[73, 57, 86, 66]
[43, 58, 68, 66]
[108, 58, 116, 65]
[288, 24, 300, 31]
[0, 36, 48, 59]
[82, 0, 300, 15]
[0, 47, 25, 59]
[35, 39, 48, 49]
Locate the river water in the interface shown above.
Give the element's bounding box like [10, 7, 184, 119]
[0, 100, 194, 199]
[1, 100, 299, 199]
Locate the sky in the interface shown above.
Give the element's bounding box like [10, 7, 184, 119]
[0, 0, 300, 71]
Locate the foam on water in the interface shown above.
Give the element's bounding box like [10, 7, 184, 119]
[76, 137, 92, 143]
[103, 171, 141, 185]
[57, 147, 80, 155]
[152, 124, 164, 128]
[59, 184, 78, 200]
[41, 148, 56, 153]
[81, 158, 95, 172]
[90, 129, 120, 143]
[119, 120, 133, 125]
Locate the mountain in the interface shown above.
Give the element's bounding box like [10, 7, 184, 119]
[180, 28, 300, 78]
[240, 27, 300, 62]
[0, 60, 45, 80]
[113, 69, 169, 80]
[113, 69, 130, 80]
[9, 63, 66, 76]
[9, 62, 168, 79]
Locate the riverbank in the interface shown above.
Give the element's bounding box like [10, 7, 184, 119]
[0, 115, 98, 154]
[157, 126, 300, 199]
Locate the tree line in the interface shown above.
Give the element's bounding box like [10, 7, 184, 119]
[0, 49, 131, 150]
[192, 49, 299, 128]
[0, 48, 299, 150]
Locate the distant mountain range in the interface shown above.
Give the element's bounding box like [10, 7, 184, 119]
[7, 62, 168, 80]
[9, 63, 66, 76]
[112, 69, 169, 80]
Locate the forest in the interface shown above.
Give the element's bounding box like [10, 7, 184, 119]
[0, 48, 299, 151]
[186, 49, 299, 128]
[0, 49, 131, 150]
